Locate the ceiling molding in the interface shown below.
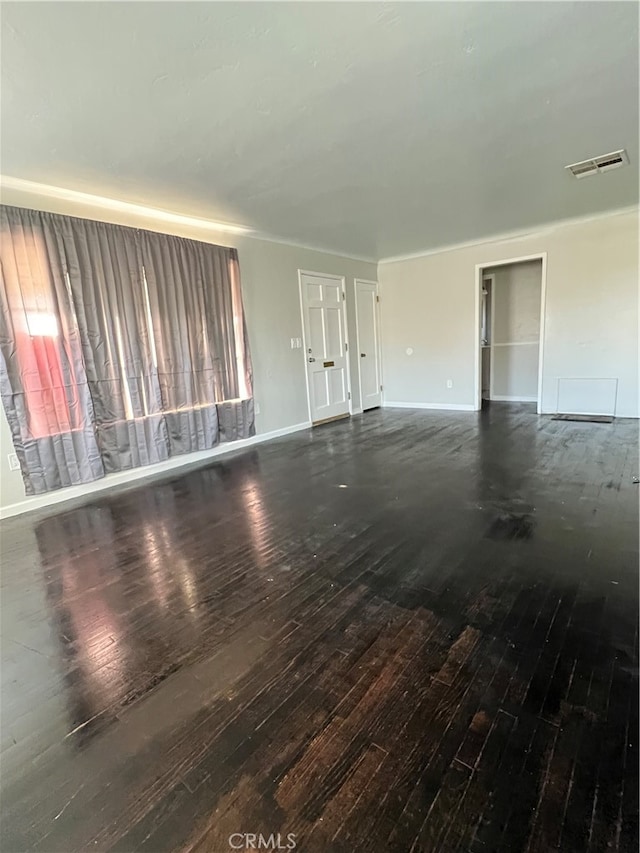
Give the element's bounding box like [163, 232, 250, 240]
[247, 230, 376, 264]
[378, 205, 639, 265]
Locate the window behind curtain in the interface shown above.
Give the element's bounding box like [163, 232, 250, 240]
[2, 221, 82, 439]
[0, 205, 254, 496]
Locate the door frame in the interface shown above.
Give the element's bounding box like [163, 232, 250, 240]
[354, 278, 383, 412]
[298, 269, 353, 424]
[481, 273, 495, 402]
[474, 252, 547, 413]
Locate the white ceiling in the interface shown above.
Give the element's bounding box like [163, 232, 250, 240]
[2, 2, 638, 260]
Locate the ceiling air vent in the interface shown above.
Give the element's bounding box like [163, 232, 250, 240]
[566, 149, 629, 179]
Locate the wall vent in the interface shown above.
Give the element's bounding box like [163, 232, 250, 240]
[566, 149, 629, 179]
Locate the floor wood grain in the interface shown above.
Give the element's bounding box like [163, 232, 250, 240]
[1, 404, 637, 852]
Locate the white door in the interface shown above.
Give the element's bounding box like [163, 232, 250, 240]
[300, 272, 350, 424]
[355, 280, 382, 410]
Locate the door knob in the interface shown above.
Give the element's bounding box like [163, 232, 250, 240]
[360, 353, 366, 358]
[308, 357, 316, 362]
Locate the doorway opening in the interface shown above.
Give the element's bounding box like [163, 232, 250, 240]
[475, 254, 547, 413]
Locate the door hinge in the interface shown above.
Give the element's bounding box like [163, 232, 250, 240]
[348, 392, 351, 400]
[345, 342, 348, 351]
[342, 292, 346, 300]
[376, 295, 380, 302]
[380, 385, 383, 391]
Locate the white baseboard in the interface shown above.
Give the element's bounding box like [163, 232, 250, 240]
[490, 395, 538, 403]
[0, 420, 312, 520]
[383, 401, 476, 412]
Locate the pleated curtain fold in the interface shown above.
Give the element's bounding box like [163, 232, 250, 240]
[139, 230, 254, 454]
[0, 205, 254, 496]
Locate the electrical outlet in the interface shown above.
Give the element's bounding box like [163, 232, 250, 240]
[254, 402, 261, 415]
[446, 379, 453, 389]
[7, 453, 20, 471]
[290, 338, 296, 349]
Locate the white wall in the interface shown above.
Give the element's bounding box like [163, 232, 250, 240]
[0, 188, 376, 515]
[487, 260, 541, 401]
[379, 209, 639, 417]
[490, 261, 541, 344]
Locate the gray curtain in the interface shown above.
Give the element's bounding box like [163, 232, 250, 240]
[139, 231, 254, 455]
[59, 216, 170, 473]
[0, 207, 105, 493]
[0, 205, 254, 496]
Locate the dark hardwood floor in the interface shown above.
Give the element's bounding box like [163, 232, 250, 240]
[1, 404, 638, 852]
